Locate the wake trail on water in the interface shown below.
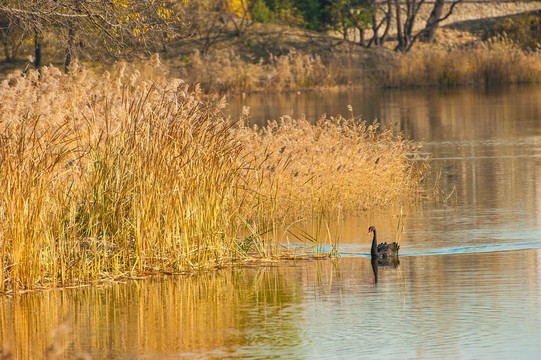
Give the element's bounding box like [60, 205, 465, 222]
[285, 241, 541, 257]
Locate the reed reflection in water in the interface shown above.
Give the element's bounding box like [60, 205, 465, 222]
[0, 268, 305, 359]
[2, 251, 541, 359]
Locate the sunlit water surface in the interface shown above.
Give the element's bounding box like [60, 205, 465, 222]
[2, 85, 541, 359]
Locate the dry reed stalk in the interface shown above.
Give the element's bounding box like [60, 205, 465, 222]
[235, 109, 425, 223]
[375, 39, 541, 87]
[0, 58, 244, 290]
[0, 58, 425, 292]
[176, 49, 354, 94]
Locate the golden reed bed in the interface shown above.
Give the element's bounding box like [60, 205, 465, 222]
[0, 57, 424, 292]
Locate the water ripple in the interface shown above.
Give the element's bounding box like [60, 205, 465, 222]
[403, 241, 541, 256]
[286, 241, 541, 257]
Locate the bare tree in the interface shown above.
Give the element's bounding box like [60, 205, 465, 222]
[330, 0, 463, 51]
[0, 10, 25, 62]
[368, 0, 393, 47]
[0, 0, 180, 70]
[181, 0, 255, 54]
[0, 0, 49, 67]
[184, 1, 230, 54]
[329, 0, 394, 48]
[394, 0, 464, 52]
[421, 0, 462, 43]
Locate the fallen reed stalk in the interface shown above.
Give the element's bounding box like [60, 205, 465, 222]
[0, 58, 425, 292]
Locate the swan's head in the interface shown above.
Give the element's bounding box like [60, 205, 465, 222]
[368, 226, 376, 235]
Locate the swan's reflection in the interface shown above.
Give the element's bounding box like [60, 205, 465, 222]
[371, 256, 400, 284]
[371, 257, 379, 284]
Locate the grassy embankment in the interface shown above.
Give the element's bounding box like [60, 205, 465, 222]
[173, 37, 541, 93]
[166, 6, 541, 93]
[0, 58, 424, 293]
[1, 5, 540, 93]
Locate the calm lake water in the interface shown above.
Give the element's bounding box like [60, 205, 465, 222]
[3, 85, 541, 359]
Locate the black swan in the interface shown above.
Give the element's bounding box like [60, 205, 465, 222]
[368, 226, 399, 260]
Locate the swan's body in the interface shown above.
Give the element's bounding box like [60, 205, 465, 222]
[368, 226, 399, 260]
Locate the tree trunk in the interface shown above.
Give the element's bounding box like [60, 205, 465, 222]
[394, 0, 405, 51]
[64, 0, 79, 72]
[371, 13, 379, 46]
[403, 0, 418, 47]
[64, 23, 76, 71]
[380, 0, 393, 45]
[1, 28, 17, 62]
[34, 31, 41, 68]
[422, 0, 445, 42]
[369, 0, 392, 47]
[2, 38, 12, 62]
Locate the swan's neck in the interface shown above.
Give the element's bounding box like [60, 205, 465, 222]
[370, 230, 378, 257]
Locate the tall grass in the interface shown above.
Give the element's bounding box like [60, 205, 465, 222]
[373, 38, 541, 87]
[0, 58, 424, 292]
[236, 111, 423, 222]
[172, 39, 541, 94]
[174, 49, 362, 94]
